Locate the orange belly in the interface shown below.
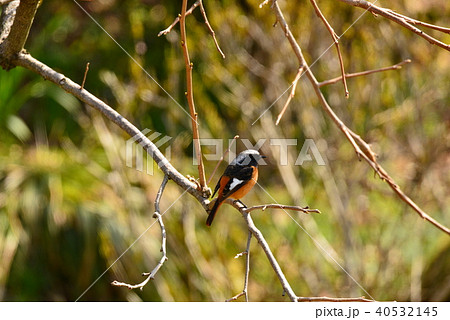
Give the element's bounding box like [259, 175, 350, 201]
[231, 166, 258, 199]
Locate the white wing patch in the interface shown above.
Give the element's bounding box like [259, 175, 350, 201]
[229, 178, 244, 191]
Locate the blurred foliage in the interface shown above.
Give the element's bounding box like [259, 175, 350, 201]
[0, 0, 449, 301]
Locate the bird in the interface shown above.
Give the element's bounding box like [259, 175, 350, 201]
[206, 149, 266, 226]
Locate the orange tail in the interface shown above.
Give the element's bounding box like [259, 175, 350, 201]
[206, 198, 223, 226]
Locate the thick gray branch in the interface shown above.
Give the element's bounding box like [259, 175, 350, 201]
[0, 0, 40, 69]
[12, 52, 209, 208]
[0, 0, 19, 45]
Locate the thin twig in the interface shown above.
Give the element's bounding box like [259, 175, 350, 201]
[158, 0, 225, 58]
[245, 204, 321, 215]
[207, 134, 239, 185]
[198, 0, 225, 58]
[268, 1, 450, 235]
[111, 175, 170, 290]
[80, 62, 90, 90]
[297, 296, 374, 302]
[309, 0, 349, 97]
[275, 67, 303, 125]
[180, 0, 209, 197]
[337, 0, 450, 52]
[318, 59, 411, 87]
[158, 0, 200, 37]
[227, 232, 252, 302]
[227, 199, 298, 302]
[386, 10, 450, 34]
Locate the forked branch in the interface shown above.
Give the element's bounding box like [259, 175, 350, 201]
[337, 0, 450, 52]
[267, 0, 450, 236]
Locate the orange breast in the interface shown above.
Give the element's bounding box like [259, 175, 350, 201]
[231, 166, 258, 200]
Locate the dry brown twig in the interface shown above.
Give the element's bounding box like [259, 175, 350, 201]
[318, 59, 412, 87]
[266, 0, 450, 235]
[111, 175, 170, 290]
[309, 0, 349, 97]
[275, 66, 303, 125]
[180, 0, 209, 197]
[245, 204, 321, 215]
[80, 61, 89, 90]
[158, 0, 225, 58]
[337, 0, 450, 52]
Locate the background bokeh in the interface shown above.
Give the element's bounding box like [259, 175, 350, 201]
[0, 0, 449, 301]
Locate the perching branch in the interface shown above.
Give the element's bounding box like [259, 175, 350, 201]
[180, 0, 209, 197]
[309, 0, 348, 97]
[226, 232, 252, 302]
[267, 0, 450, 236]
[318, 59, 411, 87]
[111, 175, 170, 290]
[11, 52, 210, 209]
[336, 0, 450, 52]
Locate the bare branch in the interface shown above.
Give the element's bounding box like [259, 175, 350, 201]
[180, 0, 209, 197]
[0, 0, 40, 70]
[111, 175, 170, 290]
[318, 59, 411, 87]
[268, 1, 450, 235]
[227, 232, 252, 302]
[80, 62, 90, 90]
[198, 0, 225, 58]
[245, 204, 321, 215]
[12, 52, 210, 209]
[309, 0, 349, 97]
[337, 0, 450, 52]
[275, 66, 303, 125]
[158, 0, 225, 58]
[227, 199, 298, 302]
[158, 0, 200, 37]
[386, 10, 450, 34]
[298, 296, 374, 302]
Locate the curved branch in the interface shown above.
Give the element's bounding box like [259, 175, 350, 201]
[111, 174, 170, 290]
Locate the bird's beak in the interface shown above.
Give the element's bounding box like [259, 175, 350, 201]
[261, 155, 267, 159]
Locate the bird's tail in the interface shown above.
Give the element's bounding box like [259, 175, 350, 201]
[206, 198, 223, 226]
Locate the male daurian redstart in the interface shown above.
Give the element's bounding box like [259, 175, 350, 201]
[206, 149, 266, 226]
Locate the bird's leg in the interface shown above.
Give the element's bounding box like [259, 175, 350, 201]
[234, 199, 247, 208]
